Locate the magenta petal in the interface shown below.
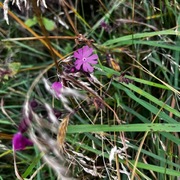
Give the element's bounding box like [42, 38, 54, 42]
[83, 62, 94, 72]
[82, 45, 89, 52]
[87, 57, 98, 64]
[74, 51, 83, 59]
[74, 48, 83, 58]
[75, 60, 83, 70]
[82, 46, 93, 57]
[88, 54, 98, 61]
[73, 51, 79, 58]
[12, 132, 33, 151]
[88, 59, 98, 64]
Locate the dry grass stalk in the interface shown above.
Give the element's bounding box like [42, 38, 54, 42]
[57, 114, 70, 151]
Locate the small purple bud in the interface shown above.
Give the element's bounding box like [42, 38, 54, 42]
[64, 65, 78, 73]
[53, 109, 62, 119]
[70, 67, 77, 73]
[100, 21, 111, 32]
[30, 100, 38, 109]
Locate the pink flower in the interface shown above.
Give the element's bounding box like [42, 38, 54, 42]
[12, 132, 33, 151]
[51, 82, 63, 97]
[74, 45, 98, 73]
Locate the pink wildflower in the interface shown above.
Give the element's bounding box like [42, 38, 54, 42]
[12, 132, 33, 151]
[74, 45, 98, 73]
[51, 82, 63, 98]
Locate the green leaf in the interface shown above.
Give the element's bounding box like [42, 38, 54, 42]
[8, 62, 21, 76]
[133, 40, 180, 51]
[22, 153, 43, 178]
[112, 82, 180, 121]
[125, 76, 170, 90]
[121, 83, 180, 118]
[42, 17, 56, 31]
[25, 16, 38, 27]
[134, 162, 180, 177]
[67, 123, 180, 134]
[103, 29, 180, 46]
[11, 41, 48, 57]
[25, 16, 56, 31]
